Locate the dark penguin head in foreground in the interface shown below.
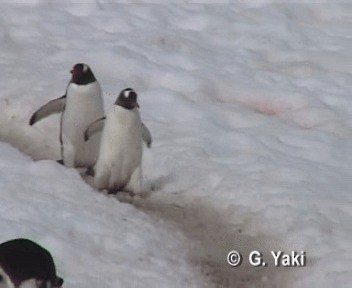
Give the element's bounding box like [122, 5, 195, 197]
[70, 63, 96, 85]
[0, 238, 63, 288]
[115, 88, 140, 110]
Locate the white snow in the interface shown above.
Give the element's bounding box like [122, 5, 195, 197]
[0, 2, 351, 288]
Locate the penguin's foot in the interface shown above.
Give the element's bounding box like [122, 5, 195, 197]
[107, 188, 135, 197]
[107, 188, 118, 195]
[85, 166, 95, 177]
[106, 187, 136, 202]
[114, 190, 136, 204]
[126, 190, 136, 198]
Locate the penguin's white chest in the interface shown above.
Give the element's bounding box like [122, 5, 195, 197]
[62, 82, 104, 167]
[95, 106, 142, 190]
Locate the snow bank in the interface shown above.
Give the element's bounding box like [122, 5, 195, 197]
[0, 142, 207, 287]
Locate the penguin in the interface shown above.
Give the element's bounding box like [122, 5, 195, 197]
[29, 63, 104, 169]
[0, 238, 63, 288]
[84, 88, 150, 194]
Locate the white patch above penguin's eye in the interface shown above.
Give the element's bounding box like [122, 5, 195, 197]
[83, 64, 88, 73]
[124, 90, 131, 98]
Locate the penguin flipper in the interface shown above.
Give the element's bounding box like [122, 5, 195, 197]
[141, 122, 152, 148]
[84, 116, 106, 141]
[29, 95, 66, 125]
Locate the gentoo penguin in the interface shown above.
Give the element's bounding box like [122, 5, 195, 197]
[29, 63, 104, 168]
[84, 88, 150, 194]
[0, 238, 63, 288]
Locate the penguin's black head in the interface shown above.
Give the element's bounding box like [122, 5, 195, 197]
[115, 88, 140, 110]
[70, 63, 96, 85]
[0, 239, 64, 288]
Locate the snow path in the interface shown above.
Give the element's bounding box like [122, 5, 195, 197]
[132, 192, 300, 287]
